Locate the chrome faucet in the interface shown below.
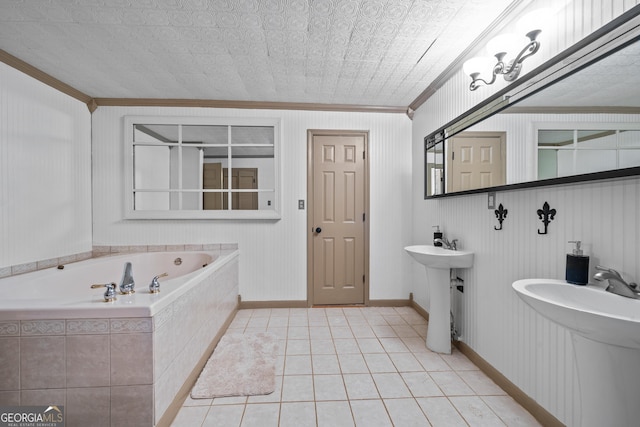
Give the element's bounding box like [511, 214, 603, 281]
[433, 237, 458, 250]
[148, 273, 168, 294]
[119, 262, 135, 294]
[593, 265, 639, 299]
[91, 282, 117, 302]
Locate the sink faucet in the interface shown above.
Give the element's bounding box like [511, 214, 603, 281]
[433, 237, 458, 250]
[119, 262, 135, 294]
[593, 265, 639, 299]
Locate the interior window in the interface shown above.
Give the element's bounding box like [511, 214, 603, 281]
[125, 117, 280, 219]
[537, 125, 640, 180]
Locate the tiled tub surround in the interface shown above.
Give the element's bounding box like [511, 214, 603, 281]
[0, 249, 239, 427]
[0, 248, 232, 320]
[0, 243, 237, 280]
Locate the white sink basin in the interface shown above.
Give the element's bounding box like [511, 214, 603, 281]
[513, 278, 640, 427]
[404, 245, 474, 269]
[405, 244, 474, 354]
[512, 279, 640, 348]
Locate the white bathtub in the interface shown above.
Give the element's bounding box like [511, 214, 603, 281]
[0, 248, 240, 426]
[0, 251, 220, 320]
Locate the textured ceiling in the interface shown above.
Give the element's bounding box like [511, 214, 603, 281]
[0, 0, 516, 108]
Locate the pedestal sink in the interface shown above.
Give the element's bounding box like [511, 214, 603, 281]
[405, 245, 474, 353]
[513, 279, 640, 427]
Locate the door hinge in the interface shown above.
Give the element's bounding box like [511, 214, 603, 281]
[362, 213, 365, 221]
[363, 151, 365, 159]
[452, 151, 455, 160]
[363, 274, 365, 283]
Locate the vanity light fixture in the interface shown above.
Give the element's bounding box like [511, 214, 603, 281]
[463, 9, 548, 91]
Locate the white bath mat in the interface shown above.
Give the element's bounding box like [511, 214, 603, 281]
[190, 332, 278, 399]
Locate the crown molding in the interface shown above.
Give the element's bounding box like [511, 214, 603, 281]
[1, 49, 410, 116]
[0, 49, 95, 111]
[92, 97, 408, 115]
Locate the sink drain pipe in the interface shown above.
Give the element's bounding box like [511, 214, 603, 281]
[450, 269, 464, 341]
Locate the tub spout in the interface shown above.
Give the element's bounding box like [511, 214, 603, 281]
[120, 262, 135, 294]
[149, 273, 168, 294]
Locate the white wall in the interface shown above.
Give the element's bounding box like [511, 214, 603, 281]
[411, 1, 639, 425]
[0, 62, 92, 269]
[92, 106, 413, 302]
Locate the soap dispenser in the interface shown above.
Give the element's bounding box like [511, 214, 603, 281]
[566, 240, 589, 285]
[433, 226, 443, 247]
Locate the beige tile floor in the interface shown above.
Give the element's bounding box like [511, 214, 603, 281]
[171, 307, 540, 427]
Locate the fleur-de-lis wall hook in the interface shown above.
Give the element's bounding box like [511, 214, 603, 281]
[494, 203, 508, 230]
[537, 201, 556, 235]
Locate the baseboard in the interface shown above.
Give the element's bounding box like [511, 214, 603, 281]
[409, 298, 429, 321]
[453, 341, 563, 427]
[368, 299, 411, 307]
[156, 304, 239, 427]
[238, 299, 308, 309]
[410, 300, 562, 427]
[237, 298, 413, 309]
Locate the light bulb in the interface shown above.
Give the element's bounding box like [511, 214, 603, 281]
[463, 56, 495, 78]
[487, 33, 529, 62]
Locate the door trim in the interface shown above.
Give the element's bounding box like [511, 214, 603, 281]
[306, 129, 370, 307]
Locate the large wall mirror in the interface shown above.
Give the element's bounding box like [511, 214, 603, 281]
[425, 8, 640, 198]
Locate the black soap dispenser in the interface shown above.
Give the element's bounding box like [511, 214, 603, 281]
[566, 240, 589, 285]
[433, 225, 443, 246]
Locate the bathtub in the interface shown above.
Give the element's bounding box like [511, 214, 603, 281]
[0, 248, 240, 427]
[0, 250, 221, 320]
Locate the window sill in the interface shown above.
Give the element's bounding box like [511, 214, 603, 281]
[124, 210, 281, 220]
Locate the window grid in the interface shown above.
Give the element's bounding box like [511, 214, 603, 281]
[125, 116, 280, 220]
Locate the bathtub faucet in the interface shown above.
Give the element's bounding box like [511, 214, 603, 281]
[91, 282, 117, 302]
[119, 262, 135, 295]
[149, 273, 168, 294]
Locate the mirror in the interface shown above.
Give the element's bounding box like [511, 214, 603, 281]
[425, 13, 640, 198]
[125, 117, 280, 220]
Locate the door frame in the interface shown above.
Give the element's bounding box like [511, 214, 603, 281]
[306, 129, 370, 307]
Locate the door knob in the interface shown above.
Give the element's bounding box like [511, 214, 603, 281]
[315, 227, 322, 233]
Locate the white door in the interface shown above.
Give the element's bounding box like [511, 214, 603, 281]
[308, 130, 369, 305]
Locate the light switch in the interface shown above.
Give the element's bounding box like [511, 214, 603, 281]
[298, 200, 305, 209]
[488, 191, 496, 209]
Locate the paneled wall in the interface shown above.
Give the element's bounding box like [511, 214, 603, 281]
[0, 62, 92, 269]
[411, 1, 639, 425]
[92, 107, 413, 302]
